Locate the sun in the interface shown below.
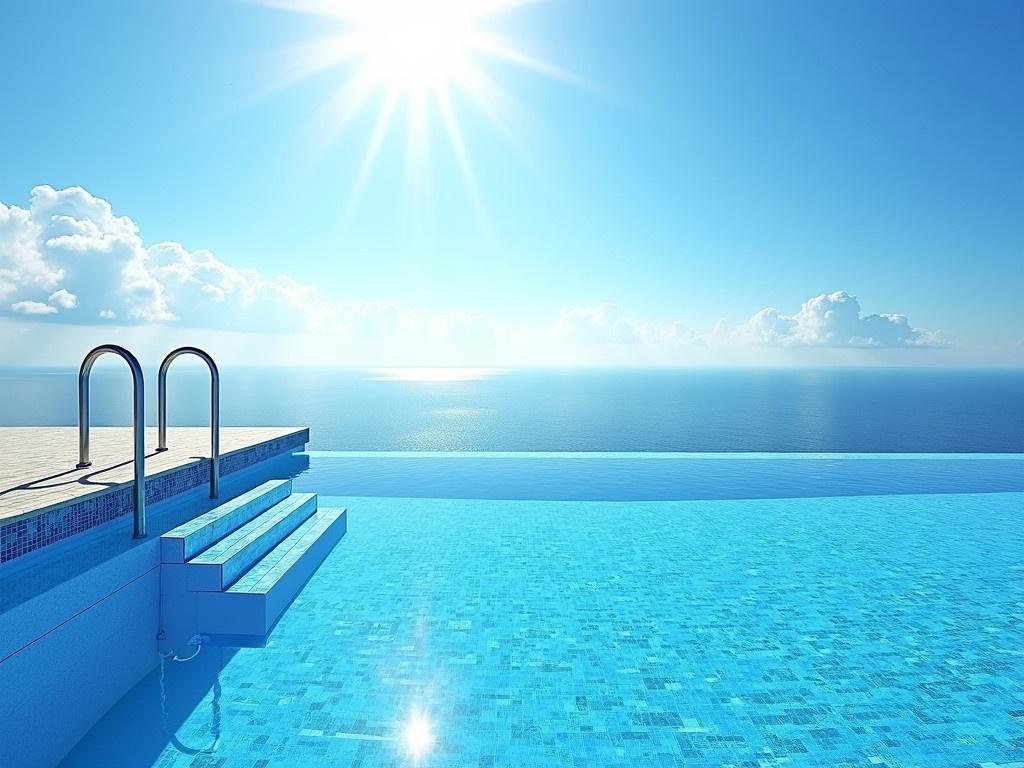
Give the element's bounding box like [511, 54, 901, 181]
[253, 0, 577, 215]
[355, 0, 477, 91]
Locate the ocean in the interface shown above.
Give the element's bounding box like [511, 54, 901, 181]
[0, 367, 1021, 452]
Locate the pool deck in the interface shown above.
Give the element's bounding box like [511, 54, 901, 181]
[0, 426, 305, 524]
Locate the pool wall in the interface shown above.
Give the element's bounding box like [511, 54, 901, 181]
[0, 541, 160, 768]
[0, 444, 309, 768]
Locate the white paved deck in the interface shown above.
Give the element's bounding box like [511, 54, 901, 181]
[0, 427, 304, 523]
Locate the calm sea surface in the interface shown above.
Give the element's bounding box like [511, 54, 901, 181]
[0, 367, 1021, 452]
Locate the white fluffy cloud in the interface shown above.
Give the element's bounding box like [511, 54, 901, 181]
[48, 288, 77, 309]
[0, 185, 505, 347]
[557, 302, 700, 346]
[11, 300, 57, 315]
[0, 185, 330, 329]
[553, 292, 944, 351]
[0, 185, 951, 364]
[713, 291, 946, 348]
[0, 196, 63, 300]
[557, 303, 643, 344]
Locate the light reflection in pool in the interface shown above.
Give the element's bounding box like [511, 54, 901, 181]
[401, 711, 435, 762]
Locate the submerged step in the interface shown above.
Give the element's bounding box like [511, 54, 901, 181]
[161, 479, 292, 563]
[195, 507, 347, 642]
[184, 493, 318, 590]
[228, 508, 345, 594]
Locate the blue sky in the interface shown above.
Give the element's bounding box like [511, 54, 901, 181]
[0, 0, 1021, 366]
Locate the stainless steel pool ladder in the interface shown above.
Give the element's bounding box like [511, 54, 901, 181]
[76, 344, 147, 539]
[156, 347, 220, 499]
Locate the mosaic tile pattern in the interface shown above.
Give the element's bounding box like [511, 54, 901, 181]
[0, 430, 308, 564]
[220, 433, 310, 476]
[228, 509, 345, 594]
[65, 490, 1024, 767]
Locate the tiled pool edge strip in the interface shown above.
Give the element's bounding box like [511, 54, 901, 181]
[304, 450, 1024, 460]
[0, 430, 309, 564]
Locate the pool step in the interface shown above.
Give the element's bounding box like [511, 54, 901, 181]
[183, 493, 317, 590]
[158, 481, 346, 652]
[195, 508, 347, 642]
[161, 479, 292, 563]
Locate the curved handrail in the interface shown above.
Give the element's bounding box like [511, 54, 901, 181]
[76, 344, 146, 539]
[157, 347, 220, 499]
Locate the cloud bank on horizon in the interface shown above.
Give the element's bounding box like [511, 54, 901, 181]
[2, 184, 950, 365]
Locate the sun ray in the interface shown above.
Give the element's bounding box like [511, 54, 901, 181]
[251, 33, 363, 103]
[471, 31, 593, 90]
[345, 85, 402, 217]
[450, 61, 532, 162]
[401, 87, 432, 225]
[306, 64, 379, 158]
[250, 0, 382, 21]
[475, 0, 546, 15]
[436, 88, 481, 202]
[251, 0, 581, 218]
[435, 85, 491, 235]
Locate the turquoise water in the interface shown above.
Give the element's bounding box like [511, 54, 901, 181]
[63, 456, 1024, 767]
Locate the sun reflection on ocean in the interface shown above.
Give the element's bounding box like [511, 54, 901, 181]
[371, 368, 505, 383]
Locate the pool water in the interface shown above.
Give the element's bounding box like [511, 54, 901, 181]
[62, 456, 1024, 767]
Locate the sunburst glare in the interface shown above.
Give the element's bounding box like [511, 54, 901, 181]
[401, 711, 436, 761]
[252, 0, 578, 217]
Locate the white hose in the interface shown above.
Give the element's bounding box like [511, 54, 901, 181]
[158, 640, 222, 755]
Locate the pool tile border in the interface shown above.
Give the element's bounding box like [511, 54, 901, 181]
[0, 430, 308, 564]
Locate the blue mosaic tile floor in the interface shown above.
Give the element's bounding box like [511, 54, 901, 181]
[64, 491, 1024, 768]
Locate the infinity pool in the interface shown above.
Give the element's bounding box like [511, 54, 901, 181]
[62, 454, 1024, 767]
